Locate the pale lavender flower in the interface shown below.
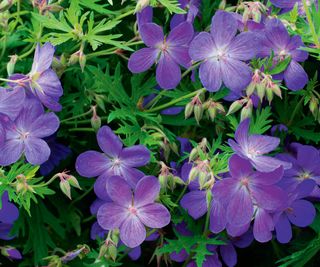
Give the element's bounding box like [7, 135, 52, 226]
[76, 125, 150, 188]
[0, 192, 19, 240]
[214, 155, 287, 242]
[10, 43, 63, 111]
[0, 98, 60, 166]
[97, 176, 170, 248]
[257, 19, 308, 90]
[274, 179, 316, 243]
[189, 11, 257, 93]
[228, 119, 291, 172]
[128, 22, 194, 89]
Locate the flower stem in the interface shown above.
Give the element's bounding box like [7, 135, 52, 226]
[68, 128, 95, 132]
[145, 88, 206, 113]
[302, 0, 320, 47]
[203, 190, 212, 236]
[181, 61, 201, 79]
[60, 109, 93, 123]
[288, 97, 304, 126]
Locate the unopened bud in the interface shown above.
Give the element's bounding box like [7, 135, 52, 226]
[79, 51, 86, 72]
[194, 103, 204, 124]
[207, 106, 217, 121]
[272, 84, 282, 98]
[256, 83, 265, 101]
[91, 106, 101, 131]
[188, 167, 199, 183]
[246, 82, 256, 96]
[189, 147, 199, 161]
[227, 99, 246, 115]
[266, 88, 273, 104]
[240, 100, 253, 121]
[0, 0, 13, 12]
[185, 102, 194, 119]
[7, 55, 17, 76]
[67, 175, 81, 189]
[219, 0, 226, 10]
[108, 245, 117, 261]
[309, 97, 318, 117]
[1, 246, 22, 260]
[60, 179, 71, 199]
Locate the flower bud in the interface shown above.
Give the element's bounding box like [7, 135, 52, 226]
[188, 167, 199, 183]
[246, 81, 256, 96]
[240, 100, 253, 121]
[227, 99, 246, 115]
[207, 106, 217, 121]
[256, 83, 265, 101]
[91, 106, 101, 131]
[1, 246, 22, 260]
[174, 176, 185, 185]
[108, 245, 117, 261]
[67, 175, 81, 189]
[219, 0, 226, 10]
[79, 51, 86, 72]
[309, 97, 318, 117]
[60, 179, 71, 199]
[0, 0, 13, 12]
[7, 55, 17, 76]
[272, 84, 282, 98]
[189, 147, 199, 162]
[194, 103, 204, 124]
[185, 102, 194, 119]
[266, 88, 273, 104]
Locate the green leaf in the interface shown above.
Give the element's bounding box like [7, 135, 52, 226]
[268, 57, 292, 75]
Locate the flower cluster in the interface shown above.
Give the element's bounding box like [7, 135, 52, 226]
[0, 43, 64, 167]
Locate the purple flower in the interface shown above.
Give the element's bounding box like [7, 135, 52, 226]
[5, 247, 22, 260]
[180, 186, 227, 234]
[0, 98, 60, 166]
[277, 143, 320, 195]
[274, 179, 316, 243]
[128, 22, 194, 89]
[270, 0, 318, 15]
[40, 135, 71, 175]
[189, 11, 257, 93]
[0, 192, 19, 240]
[214, 155, 287, 242]
[11, 43, 63, 111]
[97, 175, 170, 248]
[76, 126, 150, 188]
[228, 119, 291, 172]
[257, 19, 308, 90]
[170, 0, 201, 29]
[137, 6, 153, 29]
[0, 87, 25, 121]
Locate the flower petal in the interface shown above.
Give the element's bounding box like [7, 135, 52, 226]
[253, 208, 274, 243]
[128, 48, 158, 73]
[120, 145, 150, 167]
[287, 35, 308, 62]
[199, 60, 222, 92]
[120, 215, 146, 248]
[229, 154, 252, 178]
[106, 175, 133, 206]
[220, 243, 237, 267]
[97, 202, 128, 230]
[251, 166, 284, 185]
[75, 151, 110, 177]
[221, 58, 252, 92]
[156, 53, 181, 89]
[138, 203, 171, 228]
[211, 11, 237, 47]
[228, 32, 257, 60]
[167, 22, 194, 46]
[287, 199, 316, 227]
[251, 184, 287, 211]
[284, 60, 308, 91]
[180, 190, 207, 219]
[134, 176, 160, 207]
[139, 23, 164, 47]
[0, 139, 23, 166]
[265, 19, 290, 49]
[248, 134, 280, 154]
[275, 213, 292, 243]
[235, 118, 250, 145]
[168, 46, 191, 68]
[30, 112, 60, 138]
[0, 88, 25, 120]
[251, 156, 292, 172]
[31, 43, 55, 73]
[97, 126, 123, 157]
[25, 137, 51, 165]
[209, 199, 227, 233]
[227, 185, 253, 226]
[189, 32, 217, 61]
[93, 174, 112, 201]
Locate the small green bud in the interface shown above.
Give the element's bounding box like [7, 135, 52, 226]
[227, 99, 246, 115]
[240, 100, 253, 121]
[185, 102, 194, 119]
[194, 103, 204, 125]
[60, 179, 71, 199]
[266, 88, 273, 104]
[246, 82, 256, 96]
[108, 245, 117, 261]
[7, 55, 17, 76]
[256, 83, 265, 101]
